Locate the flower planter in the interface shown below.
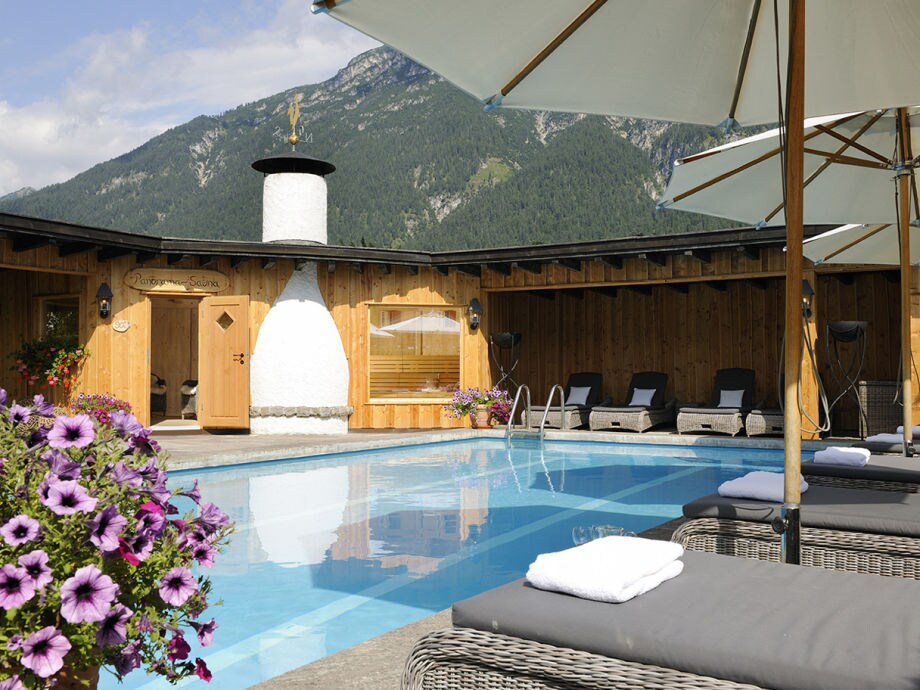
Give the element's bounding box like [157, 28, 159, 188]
[470, 405, 491, 429]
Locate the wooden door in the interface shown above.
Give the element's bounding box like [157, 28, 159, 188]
[198, 295, 250, 429]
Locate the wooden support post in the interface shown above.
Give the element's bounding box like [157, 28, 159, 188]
[911, 266, 920, 424]
[800, 267, 820, 440]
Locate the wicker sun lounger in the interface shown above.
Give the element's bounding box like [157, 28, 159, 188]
[525, 371, 603, 429]
[676, 367, 755, 436]
[675, 484, 920, 578]
[403, 550, 920, 690]
[744, 408, 783, 436]
[802, 453, 920, 493]
[588, 371, 675, 432]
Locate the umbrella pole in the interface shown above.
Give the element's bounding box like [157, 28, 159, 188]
[897, 107, 914, 455]
[781, 0, 805, 565]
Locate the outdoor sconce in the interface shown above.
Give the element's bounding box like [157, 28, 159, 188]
[96, 282, 113, 319]
[468, 298, 483, 331]
[801, 279, 814, 319]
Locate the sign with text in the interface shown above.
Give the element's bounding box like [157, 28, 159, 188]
[123, 268, 230, 294]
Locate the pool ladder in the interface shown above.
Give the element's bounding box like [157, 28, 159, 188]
[506, 384, 568, 442]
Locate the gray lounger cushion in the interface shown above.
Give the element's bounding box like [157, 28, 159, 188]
[854, 441, 910, 455]
[803, 454, 920, 484]
[452, 550, 920, 690]
[683, 484, 920, 537]
[677, 406, 741, 415]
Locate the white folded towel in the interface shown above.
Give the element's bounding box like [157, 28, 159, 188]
[526, 536, 684, 604]
[813, 446, 871, 467]
[866, 433, 904, 444]
[896, 426, 920, 436]
[718, 470, 808, 503]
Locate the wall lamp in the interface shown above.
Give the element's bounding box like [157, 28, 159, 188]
[468, 298, 483, 331]
[96, 282, 113, 319]
[801, 279, 814, 319]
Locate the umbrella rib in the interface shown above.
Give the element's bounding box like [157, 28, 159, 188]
[498, 0, 609, 99]
[813, 122, 892, 166]
[726, 0, 761, 124]
[762, 112, 888, 223]
[821, 224, 891, 262]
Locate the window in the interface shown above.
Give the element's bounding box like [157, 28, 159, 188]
[368, 306, 461, 400]
[37, 296, 80, 341]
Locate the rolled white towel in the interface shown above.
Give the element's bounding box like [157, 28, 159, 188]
[526, 536, 684, 604]
[896, 426, 920, 436]
[813, 446, 870, 467]
[865, 433, 904, 444]
[718, 470, 808, 503]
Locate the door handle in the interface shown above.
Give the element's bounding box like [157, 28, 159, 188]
[232, 353, 246, 365]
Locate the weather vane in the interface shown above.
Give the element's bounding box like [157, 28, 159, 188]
[287, 94, 302, 149]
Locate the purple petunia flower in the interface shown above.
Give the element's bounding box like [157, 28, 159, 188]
[128, 430, 160, 456]
[195, 657, 213, 682]
[42, 449, 81, 480]
[136, 502, 166, 536]
[41, 479, 98, 516]
[108, 410, 143, 438]
[190, 541, 218, 568]
[197, 502, 230, 533]
[59, 564, 117, 623]
[190, 619, 218, 647]
[96, 603, 133, 646]
[89, 505, 128, 553]
[20, 626, 71, 678]
[0, 564, 36, 610]
[0, 675, 26, 690]
[135, 614, 154, 633]
[6, 635, 22, 651]
[108, 460, 142, 487]
[18, 550, 52, 589]
[179, 480, 202, 504]
[159, 566, 197, 606]
[47, 414, 95, 449]
[31, 394, 54, 417]
[166, 631, 191, 661]
[115, 640, 142, 676]
[0, 388, 6, 407]
[8, 405, 30, 425]
[28, 426, 49, 447]
[142, 479, 172, 506]
[0, 515, 40, 546]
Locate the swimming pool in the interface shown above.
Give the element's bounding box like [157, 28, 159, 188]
[103, 438, 785, 689]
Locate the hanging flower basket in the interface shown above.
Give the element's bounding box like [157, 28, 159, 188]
[12, 335, 88, 391]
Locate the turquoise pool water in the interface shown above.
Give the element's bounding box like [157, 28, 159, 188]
[103, 438, 784, 689]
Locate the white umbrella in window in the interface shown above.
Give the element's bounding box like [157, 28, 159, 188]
[381, 312, 461, 334]
[370, 323, 396, 338]
[659, 108, 920, 451]
[316, 0, 920, 562]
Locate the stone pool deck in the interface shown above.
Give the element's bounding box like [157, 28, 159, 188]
[152, 426, 838, 689]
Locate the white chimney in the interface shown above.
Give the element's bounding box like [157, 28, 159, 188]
[248, 153, 351, 434]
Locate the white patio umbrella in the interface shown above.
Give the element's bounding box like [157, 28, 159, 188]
[315, 0, 920, 562]
[803, 224, 920, 267]
[381, 312, 461, 334]
[660, 108, 920, 450]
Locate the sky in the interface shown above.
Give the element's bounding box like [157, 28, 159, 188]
[0, 0, 378, 198]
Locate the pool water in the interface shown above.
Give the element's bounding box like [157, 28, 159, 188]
[104, 439, 783, 689]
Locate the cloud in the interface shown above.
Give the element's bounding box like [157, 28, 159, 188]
[0, 0, 377, 197]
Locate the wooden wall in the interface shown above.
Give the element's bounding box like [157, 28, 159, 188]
[150, 297, 200, 416]
[317, 263, 489, 429]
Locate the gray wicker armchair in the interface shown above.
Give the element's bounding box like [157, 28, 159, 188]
[676, 367, 755, 436]
[589, 371, 675, 432]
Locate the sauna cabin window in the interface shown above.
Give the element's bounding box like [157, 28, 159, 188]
[368, 306, 461, 400]
[37, 296, 80, 341]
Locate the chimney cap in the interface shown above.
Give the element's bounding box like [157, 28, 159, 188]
[252, 151, 336, 176]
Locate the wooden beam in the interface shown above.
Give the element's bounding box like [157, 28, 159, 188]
[294, 259, 308, 270]
[637, 252, 667, 267]
[261, 258, 276, 271]
[514, 261, 543, 275]
[706, 281, 728, 292]
[737, 245, 760, 261]
[57, 241, 97, 257]
[96, 247, 134, 262]
[198, 256, 218, 269]
[562, 288, 584, 299]
[665, 282, 689, 294]
[596, 255, 623, 269]
[401, 264, 419, 275]
[230, 256, 250, 269]
[555, 258, 582, 272]
[683, 249, 712, 264]
[590, 286, 618, 298]
[135, 251, 159, 264]
[483, 263, 512, 276]
[351, 262, 364, 274]
[326, 262, 336, 273]
[379, 263, 392, 275]
[624, 285, 653, 296]
[456, 264, 482, 277]
[167, 254, 188, 266]
[433, 265, 450, 276]
[12, 237, 48, 252]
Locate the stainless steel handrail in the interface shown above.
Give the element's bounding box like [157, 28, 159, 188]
[505, 385, 532, 439]
[539, 384, 567, 440]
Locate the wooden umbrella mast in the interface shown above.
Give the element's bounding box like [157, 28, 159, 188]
[897, 106, 914, 454]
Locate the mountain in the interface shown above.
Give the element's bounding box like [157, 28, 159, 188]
[0, 48, 745, 250]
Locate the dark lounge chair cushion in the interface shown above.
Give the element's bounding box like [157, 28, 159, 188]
[710, 367, 755, 408]
[565, 371, 603, 406]
[803, 454, 920, 484]
[452, 550, 920, 690]
[625, 371, 667, 408]
[682, 483, 920, 537]
[854, 441, 909, 455]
